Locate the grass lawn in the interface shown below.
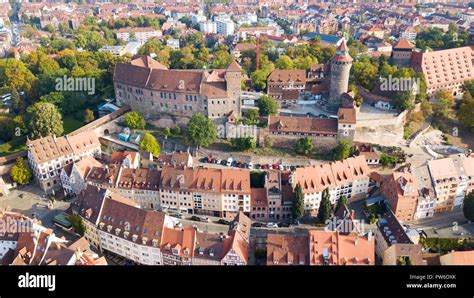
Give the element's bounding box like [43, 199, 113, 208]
[0, 137, 27, 157]
[63, 117, 84, 134]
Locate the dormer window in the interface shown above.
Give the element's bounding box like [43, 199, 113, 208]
[132, 234, 138, 242]
[172, 248, 180, 256]
[115, 228, 121, 236]
[142, 237, 148, 245]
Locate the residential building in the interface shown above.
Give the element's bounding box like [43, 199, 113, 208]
[199, 21, 217, 34]
[97, 197, 174, 265]
[116, 27, 162, 43]
[289, 156, 370, 215]
[382, 172, 419, 222]
[374, 210, 424, 264]
[110, 151, 140, 169]
[382, 243, 427, 265]
[427, 154, 474, 213]
[308, 230, 375, 265]
[60, 156, 102, 195]
[440, 251, 474, 265]
[266, 234, 309, 265]
[27, 131, 101, 194]
[215, 16, 235, 37]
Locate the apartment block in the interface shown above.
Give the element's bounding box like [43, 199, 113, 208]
[116, 27, 162, 43]
[289, 156, 370, 215]
[427, 154, 474, 213]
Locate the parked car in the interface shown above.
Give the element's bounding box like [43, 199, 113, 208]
[272, 164, 279, 170]
[292, 219, 301, 226]
[200, 217, 210, 222]
[248, 162, 254, 170]
[220, 160, 227, 166]
[231, 160, 237, 167]
[211, 158, 218, 164]
[278, 222, 290, 228]
[261, 164, 268, 169]
[217, 219, 230, 225]
[284, 165, 291, 171]
[266, 222, 278, 228]
[278, 164, 284, 171]
[226, 158, 233, 166]
[255, 164, 261, 170]
[170, 213, 183, 219]
[199, 157, 208, 163]
[252, 222, 264, 227]
[241, 163, 248, 168]
[216, 159, 222, 164]
[174, 222, 183, 228]
[191, 216, 201, 222]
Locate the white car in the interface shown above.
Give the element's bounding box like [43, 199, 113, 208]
[248, 162, 254, 170]
[200, 217, 210, 222]
[174, 222, 183, 228]
[266, 222, 278, 228]
[278, 164, 284, 171]
[226, 157, 233, 166]
[216, 159, 222, 165]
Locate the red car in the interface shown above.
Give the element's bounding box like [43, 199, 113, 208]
[272, 164, 279, 169]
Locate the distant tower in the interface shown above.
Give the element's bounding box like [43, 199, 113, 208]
[391, 38, 414, 68]
[328, 39, 352, 111]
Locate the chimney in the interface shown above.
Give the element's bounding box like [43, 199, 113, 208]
[354, 236, 358, 246]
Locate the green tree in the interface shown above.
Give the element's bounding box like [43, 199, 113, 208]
[335, 195, 348, 212]
[433, 89, 454, 119]
[243, 109, 260, 125]
[139, 132, 161, 156]
[295, 137, 314, 156]
[9, 157, 32, 185]
[393, 90, 415, 111]
[39, 92, 64, 106]
[318, 188, 332, 224]
[186, 113, 217, 148]
[292, 183, 305, 220]
[334, 140, 351, 161]
[27, 102, 63, 139]
[10, 88, 21, 113]
[124, 112, 146, 130]
[457, 93, 474, 131]
[251, 69, 270, 91]
[84, 109, 95, 123]
[257, 95, 278, 116]
[231, 137, 257, 151]
[275, 55, 295, 69]
[68, 213, 85, 236]
[463, 191, 474, 221]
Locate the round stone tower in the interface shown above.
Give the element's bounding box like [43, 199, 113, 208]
[328, 39, 352, 111]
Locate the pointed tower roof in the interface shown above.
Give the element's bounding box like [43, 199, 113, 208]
[332, 38, 353, 63]
[393, 38, 414, 50]
[227, 58, 242, 72]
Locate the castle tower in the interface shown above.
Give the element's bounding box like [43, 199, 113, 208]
[328, 39, 352, 112]
[391, 38, 414, 68]
[225, 58, 242, 116]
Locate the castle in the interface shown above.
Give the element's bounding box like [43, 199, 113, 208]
[113, 55, 242, 126]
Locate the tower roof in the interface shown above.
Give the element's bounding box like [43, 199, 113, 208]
[393, 38, 414, 50]
[227, 58, 242, 72]
[336, 38, 349, 52]
[332, 38, 352, 63]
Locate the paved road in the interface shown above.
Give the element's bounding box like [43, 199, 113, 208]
[0, 184, 71, 229]
[411, 208, 466, 229]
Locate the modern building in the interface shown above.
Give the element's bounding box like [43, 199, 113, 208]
[215, 16, 235, 37]
[116, 27, 162, 43]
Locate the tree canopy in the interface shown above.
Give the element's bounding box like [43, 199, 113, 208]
[186, 113, 217, 148]
[27, 102, 64, 140]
